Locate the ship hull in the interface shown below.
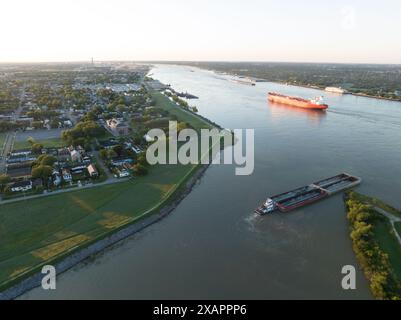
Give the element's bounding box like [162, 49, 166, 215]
[255, 173, 361, 215]
[268, 93, 328, 110]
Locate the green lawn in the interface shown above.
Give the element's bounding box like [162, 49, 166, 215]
[0, 163, 196, 289]
[372, 218, 401, 282]
[151, 91, 214, 131]
[395, 222, 401, 239]
[0, 91, 216, 290]
[0, 133, 6, 149]
[352, 192, 401, 219]
[13, 137, 64, 150]
[353, 192, 401, 282]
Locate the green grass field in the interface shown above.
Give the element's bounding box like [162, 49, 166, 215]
[372, 219, 401, 282]
[395, 222, 401, 240]
[0, 163, 196, 289]
[0, 91, 216, 290]
[351, 192, 401, 282]
[0, 133, 6, 149]
[151, 92, 214, 131]
[13, 137, 64, 150]
[352, 192, 401, 219]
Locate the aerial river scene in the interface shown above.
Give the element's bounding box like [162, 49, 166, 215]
[21, 64, 401, 300]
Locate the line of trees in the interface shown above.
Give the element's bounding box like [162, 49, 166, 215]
[346, 192, 401, 300]
[61, 120, 104, 148]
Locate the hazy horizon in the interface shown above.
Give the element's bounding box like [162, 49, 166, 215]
[2, 0, 401, 64]
[1, 60, 401, 66]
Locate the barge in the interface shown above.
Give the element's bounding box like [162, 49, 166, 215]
[255, 173, 361, 215]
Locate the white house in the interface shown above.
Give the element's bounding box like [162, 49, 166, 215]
[52, 171, 62, 186]
[62, 169, 73, 182]
[11, 180, 33, 192]
[70, 150, 82, 163]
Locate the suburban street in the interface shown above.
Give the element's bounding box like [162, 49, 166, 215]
[0, 132, 15, 174]
[0, 175, 129, 205]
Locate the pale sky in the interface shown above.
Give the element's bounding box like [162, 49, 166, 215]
[1, 0, 401, 63]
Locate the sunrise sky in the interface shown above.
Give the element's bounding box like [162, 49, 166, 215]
[1, 0, 401, 63]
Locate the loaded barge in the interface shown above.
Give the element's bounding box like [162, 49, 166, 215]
[255, 173, 361, 215]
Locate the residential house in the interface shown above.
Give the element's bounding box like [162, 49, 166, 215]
[70, 165, 86, 174]
[10, 180, 33, 192]
[99, 139, 119, 150]
[106, 118, 130, 136]
[87, 164, 99, 177]
[70, 149, 82, 163]
[57, 148, 71, 162]
[62, 169, 73, 182]
[111, 157, 134, 166]
[52, 170, 62, 186]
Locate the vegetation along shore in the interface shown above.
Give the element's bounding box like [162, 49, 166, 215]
[0, 88, 223, 299]
[344, 191, 401, 300]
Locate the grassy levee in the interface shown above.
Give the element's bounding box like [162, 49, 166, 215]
[0, 133, 6, 149]
[350, 192, 401, 219]
[373, 219, 401, 282]
[0, 90, 218, 291]
[150, 91, 214, 130]
[396, 222, 401, 239]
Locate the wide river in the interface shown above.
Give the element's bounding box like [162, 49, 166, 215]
[23, 64, 401, 299]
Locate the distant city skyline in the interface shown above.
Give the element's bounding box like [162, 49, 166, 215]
[1, 0, 401, 64]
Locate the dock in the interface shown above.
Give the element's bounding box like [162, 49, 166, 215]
[255, 173, 361, 215]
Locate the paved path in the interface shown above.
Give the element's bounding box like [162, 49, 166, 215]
[0, 176, 129, 205]
[0, 133, 16, 174]
[92, 149, 116, 181]
[373, 206, 401, 246]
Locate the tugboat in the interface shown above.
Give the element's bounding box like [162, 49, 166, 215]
[255, 198, 276, 215]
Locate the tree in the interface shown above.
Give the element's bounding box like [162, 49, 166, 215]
[99, 149, 109, 160]
[177, 122, 188, 132]
[133, 164, 148, 176]
[113, 145, 124, 157]
[38, 155, 57, 166]
[108, 149, 117, 159]
[27, 137, 36, 146]
[0, 174, 11, 191]
[50, 119, 60, 129]
[31, 143, 44, 155]
[137, 153, 149, 167]
[32, 121, 43, 130]
[62, 120, 104, 146]
[31, 165, 53, 186]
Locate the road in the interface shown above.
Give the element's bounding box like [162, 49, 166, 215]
[92, 148, 117, 182]
[373, 206, 401, 246]
[0, 132, 16, 174]
[0, 175, 129, 205]
[13, 85, 26, 121]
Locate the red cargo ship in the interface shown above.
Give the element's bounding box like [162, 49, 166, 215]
[268, 92, 329, 110]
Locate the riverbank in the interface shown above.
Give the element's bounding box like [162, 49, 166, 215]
[181, 64, 401, 103]
[284, 82, 401, 102]
[0, 88, 223, 299]
[0, 163, 210, 300]
[344, 191, 401, 300]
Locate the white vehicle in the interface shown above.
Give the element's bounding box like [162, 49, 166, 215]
[119, 170, 130, 178]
